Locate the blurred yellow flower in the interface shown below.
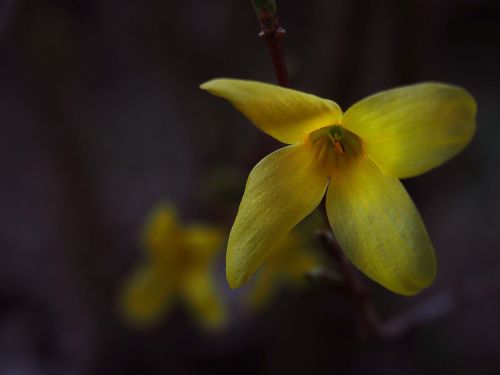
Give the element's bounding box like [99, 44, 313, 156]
[120, 204, 226, 330]
[247, 230, 323, 310]
[201, 79, 477, 296]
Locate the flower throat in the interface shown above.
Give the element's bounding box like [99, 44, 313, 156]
[309, 125, 362, 170]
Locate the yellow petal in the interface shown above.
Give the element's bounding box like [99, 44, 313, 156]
[120, 266, 173, 327]
[326, 156, 436, 296]
[343, 83, 477, 178]
[184, 225, 224, 261]
[182, 268, 226, 330]
[227, 144, 329, 288]
[200, 79, 342, 144]
[142, 204, 184, 263]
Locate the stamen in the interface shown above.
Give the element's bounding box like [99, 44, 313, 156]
[333, 140, 345, 156]
[326, 131, 345, 156]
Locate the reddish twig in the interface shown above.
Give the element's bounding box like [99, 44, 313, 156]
[251, 0, 290, 87]
[250, 0, 379, 340]
[248, 1, 500, 344]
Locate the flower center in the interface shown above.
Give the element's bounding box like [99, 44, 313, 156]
[308, 125, 362, 172]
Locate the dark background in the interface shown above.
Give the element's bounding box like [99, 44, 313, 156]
[1, 0, 499, 374]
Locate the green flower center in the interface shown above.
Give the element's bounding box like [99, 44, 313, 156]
[309, 125, 362, 171]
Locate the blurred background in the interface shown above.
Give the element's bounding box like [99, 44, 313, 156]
[1, 0, 499, 374]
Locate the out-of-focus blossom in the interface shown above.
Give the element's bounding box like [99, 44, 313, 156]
[120, 204, 226, 330]
[246, 230, 323, 310]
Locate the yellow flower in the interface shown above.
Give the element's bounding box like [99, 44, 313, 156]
[120, 204, 226, 330]
[247, 230, 323, 310]
[200, 79, 477, 296]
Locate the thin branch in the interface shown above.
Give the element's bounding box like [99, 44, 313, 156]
[250, 0, 290, 87]
[316, 230, 381, 340]
[379, 266, 500, 339]
[315, 230, 500, 341]
[248, 0, 500, 344]
[250, 0, 381, 340]
[379, 290, 454, 339]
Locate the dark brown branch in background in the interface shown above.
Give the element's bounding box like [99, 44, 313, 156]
[316, 198, 384, 341]
[314, 230, 500, 341]
[379, 265, 500, 340]
[316, 231, 381, 340]
[251, 0, 290, 87]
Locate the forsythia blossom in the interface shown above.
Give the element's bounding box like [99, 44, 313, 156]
[201, 79, 476, 296]
[120, 204, 226, 329]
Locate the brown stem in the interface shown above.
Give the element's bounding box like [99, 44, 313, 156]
[251, 1, 290, 87]
[379, 266, 500, 340]
[251, 0, 379, 340]
[316, 228, 500, 341]
[316, 230, 381, 340]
